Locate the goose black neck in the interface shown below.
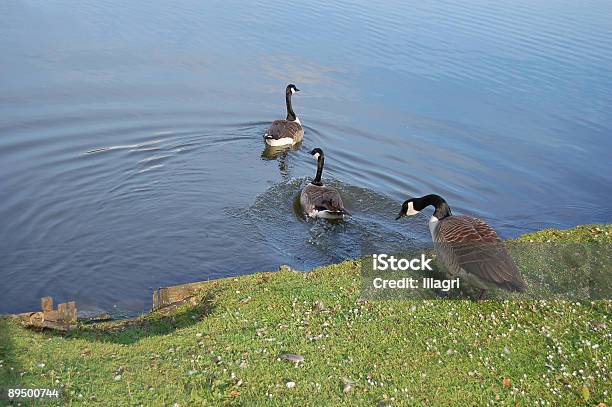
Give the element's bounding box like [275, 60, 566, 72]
[416, 194, 452, 219]
[285, 92, 297, 121]
[313, 155, 324, 186]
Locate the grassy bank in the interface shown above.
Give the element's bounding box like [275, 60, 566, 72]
[1, 225, 610, 406]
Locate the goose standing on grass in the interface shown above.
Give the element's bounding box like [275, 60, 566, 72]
[264, 84, 304, 146]
[396, 194, 526, 297]
[300, 148, 350, 219]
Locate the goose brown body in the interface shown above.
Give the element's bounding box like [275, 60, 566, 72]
[431, 215, 527, 292]
[300, 184, 348, 219]
[265, 120, 304, 145]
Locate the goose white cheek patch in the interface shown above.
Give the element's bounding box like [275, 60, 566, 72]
[313, 152, 320, 159]
[406, 201, 419, 216]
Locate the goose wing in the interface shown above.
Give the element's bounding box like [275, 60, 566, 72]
[301, 184, 349, 215]
[265, 120, 302, 140]
[434, 216, 526, 291]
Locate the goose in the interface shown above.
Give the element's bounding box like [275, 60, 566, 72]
[396, 194, 526, 297]
[300, 148, 350, 219]
[264, 84, 304, 146]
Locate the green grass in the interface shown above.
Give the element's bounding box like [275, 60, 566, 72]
[1, 225, 610, 406]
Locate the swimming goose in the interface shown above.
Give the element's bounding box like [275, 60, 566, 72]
[396, 194, 526, 296]
[264, 84, 304, 146]
[300, 148, 350, 219]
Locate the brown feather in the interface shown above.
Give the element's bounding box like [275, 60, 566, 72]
[300, 184, 348, 217]
[433, 216, 526, 291]
[265, 120, 304, 141]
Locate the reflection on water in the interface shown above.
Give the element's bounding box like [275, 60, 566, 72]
[0, 0, 611, 314]
[261, 143, 302, 177]
[261, 143, 301, 161]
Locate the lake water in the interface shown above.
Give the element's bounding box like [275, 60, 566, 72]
[1, 0, 611, 315]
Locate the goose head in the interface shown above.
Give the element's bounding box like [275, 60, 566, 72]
[286, 84, 300, 95]
[310, 148, 324, 160]
[396, 195, 452, 220]
[396, 199, 421, 220]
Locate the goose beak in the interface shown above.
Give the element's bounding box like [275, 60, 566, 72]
[295, 88, 300, 92]
[395, 213, 403, 220]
